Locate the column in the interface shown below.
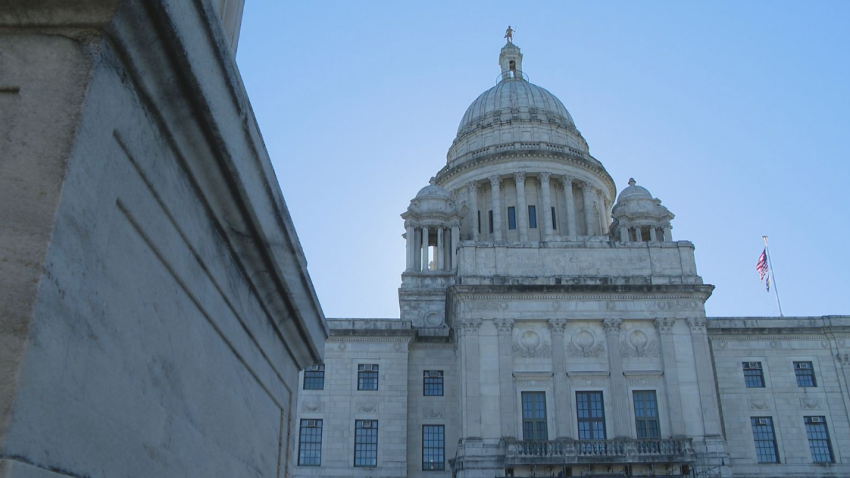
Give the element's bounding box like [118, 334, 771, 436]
[687, 317, 723, 437]
[581, 182, 595, 236]
[635, 227, 643, 242]
[596, 188, 609, 234]
[489, 175, 503, 241]
[549, 319, 573, 438]
[540, 172, 553, 241]
[457, 317, 483, 438]
[655, 317, 686, 436]
[405, 224, 415, 271]
[603, 318, 630, 438]
[561, 176, 577, 238]
[468, 181, 479, 241]
[437, 227, 444, 270]
[514, 172, 528, 242]
[421, 226, 429, 271]
[663, 225, 673, 242]
[619, 226, 628, 243]
[495, 318, 517, 438]
[451, 225, 459, 270]
[649, 227, 657, 242]
[413, 227, 421, 271]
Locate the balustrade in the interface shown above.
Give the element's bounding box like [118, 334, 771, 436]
[504, 437, 693, 465]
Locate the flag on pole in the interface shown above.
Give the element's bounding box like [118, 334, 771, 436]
[755, 248, 770, 291]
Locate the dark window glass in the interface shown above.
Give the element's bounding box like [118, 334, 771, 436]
[358, 364, 379, 390]
[528, 205, 537, 228]
[794, 362, 817, 387]
[751, 417, 779, 463]
[298, 419, 322, 466]
[521, 392, 548, 441]
[303, 364, 324, 390]
[354, 420, 378, 466]
[477, 210, 481, 234]
[551, 206, 557, 230]
[507, 207, 516, 230]
[576, 391, 606, 440]
[743, 362, 765, 388]
[488, 210, 494, 233]
[423, 370, 444, 396]
[422, 425, 445, 471]
[633, 391, 660, 439]
[804, 416, 833, 463]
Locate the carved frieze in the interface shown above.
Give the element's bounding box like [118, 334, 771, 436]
[654, 300, 699, 311]
[467, 301, 508, 312]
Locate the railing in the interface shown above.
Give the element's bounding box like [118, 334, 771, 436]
[504, 437, 694, 464]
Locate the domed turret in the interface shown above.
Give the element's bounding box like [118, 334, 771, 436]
[401, 179, 462, 273]
[611, 178, 675, 243]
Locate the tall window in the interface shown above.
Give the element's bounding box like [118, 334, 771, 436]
[488, 210, 494, 233]
[303, 364, 324, 390]
[521, 392, 548, 440]
[750, 417, 779, 463]
[358, 364, 379, 390]
[423, 370, 444, 396]
[507, 207, 517, 230]
[576, 391, 606, 439]
[528, 205, 537, 228]
[422, 425, 445, 471]
[354, 420, 378, 467]
[633, 391, 660, 438]
[804, 416, 833, 463]
[743, 362, 765, 388]
[794, 362, 817, 387]
[297, 419, 323, 466]
[551, 206, 557, 230]
[477, 210, 481, 234]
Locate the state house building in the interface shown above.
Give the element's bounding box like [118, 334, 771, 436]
[288, 42, 850, 478]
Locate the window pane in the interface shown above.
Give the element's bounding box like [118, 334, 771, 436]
[507, 207, 516, 230]
[551, 206, 557, 229]
[743, 362, 765, 388]
[423, 370, 444, 396]
[422, 425, 445, 471]
[488, 210, 494, 233]
[805, 417, 833, 463]
[751, 417, 779, 463]
[358, 364, 379, 390]
[528, 205, 537, 228]
[304, 365, 325, 390]
[795, 362, 817, 387]
[354, 420, 378, 467]
[298, 420, 322, 466]
[576, 392, 606, 440]
[633, 391, 660, 439]
[521, 392, 547, 441]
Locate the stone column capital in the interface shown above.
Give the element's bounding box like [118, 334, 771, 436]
[548, 318, 567, 334]
[514, 172, 526, 182]
[686, 317, 707, 332]
[488, 175, 501, 187]
[836, 353, 850, 367]
[467, 181, 478, 193]
[455, 317, 483, 336]
[581, 181, 594, 193]
[561, 175, 574, 185]
[538, 172, 551, 183]
[602, 318, 622, 334]
[494, 317, 515, 334]
[654, 317, 677, 333]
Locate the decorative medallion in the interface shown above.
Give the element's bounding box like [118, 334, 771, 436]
[338, 343, 347, 351]
[620, 329, 660, 358]
[513, 329, 552, 358]
[566, 329, 605, 358]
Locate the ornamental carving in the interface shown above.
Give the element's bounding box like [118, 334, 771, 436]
[626, 376, 661, 387]
[567, 329, 605, 358]
[548, 318, 567, 334]
[357, 401, 378, 413]
[513, 329, 552, 358]
[620, 329, 660, 358]
[302, 400, 323, 412]
[514, 172, 526, 183]
[468, 301, 508, 311]
[654, 317, 676, 334]
[494, 317, 515, 334]
[801, 398, 821, 410]
[655, 300, 699, 311]
[602, 318, 622, 334]
[748, 399, 769, 411]
[836, 354, 850, 366]
[423, 406, 444, 418]
[570, 377, 607, 387]
[686, 317, 707, 332]
[455, 317, 482, 335]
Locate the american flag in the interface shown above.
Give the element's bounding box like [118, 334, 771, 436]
[755, 249, 770, 291]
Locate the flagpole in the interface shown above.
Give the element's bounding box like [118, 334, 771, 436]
[762, 236, 784, 317]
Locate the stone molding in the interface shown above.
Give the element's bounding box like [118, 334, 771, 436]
[494, 317, 515, 333]
[326, 336, 411, 343]
[654, 317, 676, 333]
[711, 335, 849, 341]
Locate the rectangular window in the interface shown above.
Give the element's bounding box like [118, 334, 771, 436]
[804, 416, 833, 463]
[751, 417, 779, 463]
[551, 206, 557, 230]
[303, 364, 325, 390]
[507, 206, 517, 230]
[477, 210, 481, 234]
[521, 392, 548, 441]
[794, 361, 817, 387]
[423, 370, 444, 396]
[298, 419, 323, 466]
[358, 364, 379, 390]
[743, 362, 765, 388]
[576, 391, 606, 440]
[488, 210, 494, 233]
[633, 391, 660, 439]
[422, 425, 445, 471]
[354, 420, 378, 467]
[528, 205, 537, 228]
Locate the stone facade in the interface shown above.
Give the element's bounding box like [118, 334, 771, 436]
[0, 1, 325, 477]
[289, 42, 849, 478]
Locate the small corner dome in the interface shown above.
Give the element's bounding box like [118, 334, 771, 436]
[416, 178, 451, 199]
[616, 178, 654, 203]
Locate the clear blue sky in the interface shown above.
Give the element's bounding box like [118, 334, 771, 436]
[237, 2, 850, 319]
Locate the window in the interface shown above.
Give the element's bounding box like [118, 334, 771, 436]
[354, 420, 378, 467]
[303, 364, 324, 390]
[528, 205, 537, 228]
[297, 419, 323, 466]
[633, 391, 660, 439]
[477, 210, 481, 234]
[551, 206, 557, 230]
[794, 362, 817, 387]
[576, 391, 606, 439]
[358, 364, 379, 390]
[423, 370, 444, 396]
[750, 417, 779, 463]
[488, 210, 494, 234]
[422, 425, 445, 471]
[507, 207, 516, 230]
[521, 392, 548, 440]
[743, 362, 765, 388]
[804, 416, 833, 463]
